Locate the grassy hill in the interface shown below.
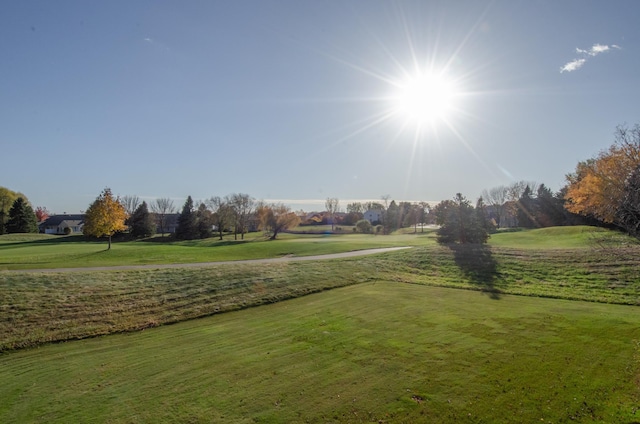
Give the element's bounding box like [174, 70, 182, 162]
[1, 226, 639, 422]
[1, 226, 639, 352]
[1, 282, 639, 423]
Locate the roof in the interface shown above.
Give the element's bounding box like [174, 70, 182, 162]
[40, 214, 85, 227]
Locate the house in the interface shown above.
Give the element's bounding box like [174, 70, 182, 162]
[39, 214, 85, 235]
[154, 213, 180, 234]
[363, 209, 384, 224]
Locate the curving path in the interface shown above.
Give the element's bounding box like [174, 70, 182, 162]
[5, 247, 412, 274]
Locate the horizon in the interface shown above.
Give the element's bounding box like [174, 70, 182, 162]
[43, 197, 442, 216]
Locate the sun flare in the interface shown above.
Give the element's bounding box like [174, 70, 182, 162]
[392, 71, 458, 126]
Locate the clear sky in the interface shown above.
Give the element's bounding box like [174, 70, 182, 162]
[2, 0, 639, 213]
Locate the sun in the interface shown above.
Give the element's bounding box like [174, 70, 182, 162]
[391, 71, 458, 127]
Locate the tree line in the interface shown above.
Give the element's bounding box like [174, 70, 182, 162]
[433, 123, 640, 245]
[3, 122, 638, 245]
[80, 190, 302, 248]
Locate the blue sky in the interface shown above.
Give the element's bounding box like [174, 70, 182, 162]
[2, 0, 639, 213]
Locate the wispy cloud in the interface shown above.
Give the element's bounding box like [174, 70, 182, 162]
[560, 43, 621, 73]
[560, 58, 586, 73]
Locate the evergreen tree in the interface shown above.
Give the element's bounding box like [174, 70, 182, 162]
[196, 202, 214, 239]
[129, 201, 156, 238]
[0, 210, 6, 235]
[384, 200, 400, 234]
[516, 186, 538, 228]
[536, 184, 566, 227]
[435, 193, 489, 244]
[6, 197, 38, 233]
[175, 196, 197, 240]
[475, 197, 496, 235]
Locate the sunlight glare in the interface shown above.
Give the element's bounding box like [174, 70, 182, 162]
[392, 71, 458, 126]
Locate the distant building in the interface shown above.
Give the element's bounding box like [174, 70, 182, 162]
[363, 209, 383, 224]
[154, 213, 180, 234]
[39, 214, 85, 235]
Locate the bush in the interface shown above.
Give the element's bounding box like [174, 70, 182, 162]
[355, 219, 372, 234]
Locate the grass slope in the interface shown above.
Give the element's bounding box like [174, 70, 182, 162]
[1, 283, 639, 423]
[2, 226, 639, 352]
[490, 226, 639, 249]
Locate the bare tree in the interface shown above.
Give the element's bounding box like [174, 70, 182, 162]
[501, 181, 538, 227]
[151, 197, 175, 237]
[381, 194, 391, 209]
[481, 186, 508, 228]
[346, 202, 365, 214]
[404, 203, 421, 233]
[230, 193, 255, 240]
[418, 201, 431, 232]
[506, 181, 538, 201]
[614, 123, 640, 163]
[207, 196, 234, 240]
[325, 197, 340, 231]
[121, 195, 141, 217]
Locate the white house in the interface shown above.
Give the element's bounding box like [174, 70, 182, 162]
[363, 209, 383, 224]
[39, 214, 85, 235]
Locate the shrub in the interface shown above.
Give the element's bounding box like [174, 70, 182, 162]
[355, 219, 372, 234]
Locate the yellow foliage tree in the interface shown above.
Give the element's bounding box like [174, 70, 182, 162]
[564, 124, 640, 223]
[83, 188, 127, 249]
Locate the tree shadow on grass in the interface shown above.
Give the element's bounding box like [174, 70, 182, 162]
[448, 243, 501, 299]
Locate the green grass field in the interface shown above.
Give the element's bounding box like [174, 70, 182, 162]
[0, 231, 433, 270]
[1, 283, 639, 423]
[1, 226, 639, 422]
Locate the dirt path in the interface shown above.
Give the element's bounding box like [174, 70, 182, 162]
[5, 247, 412, 274]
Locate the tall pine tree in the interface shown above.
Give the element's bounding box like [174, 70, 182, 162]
[129, 201, 156, 238]
[175, 196, 198, 240]
[196, 202, 214, 239]
[516, 186, 538, 228]
[6, 197, 38, 233]
[435, 193, 489, 244]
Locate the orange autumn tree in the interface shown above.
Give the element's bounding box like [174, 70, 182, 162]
[256, 202, 300, 240]
[83, 188, 127, 250]
[564, 124, 640, 224]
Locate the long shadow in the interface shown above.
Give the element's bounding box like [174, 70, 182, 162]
[0, 235, 92, 248]
[147, 239, 252, 248]
[448, 243, 501, 299]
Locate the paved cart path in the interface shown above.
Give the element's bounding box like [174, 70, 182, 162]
[4, 247, 412, 273]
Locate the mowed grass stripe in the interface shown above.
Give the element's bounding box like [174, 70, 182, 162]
[1, 283, 639, 423]
[0, 261, 379, 351]
[3, 238, 640, 352]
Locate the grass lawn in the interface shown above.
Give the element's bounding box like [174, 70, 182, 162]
[0, 232, 434, 270]
[2, 226, 639, 351]
[1, 282, 639, 423]
[1, 226, 639, 422]
[489, 225, 639, 249]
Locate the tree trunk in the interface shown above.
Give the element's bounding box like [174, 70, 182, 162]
[108, 234, 112, 250]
